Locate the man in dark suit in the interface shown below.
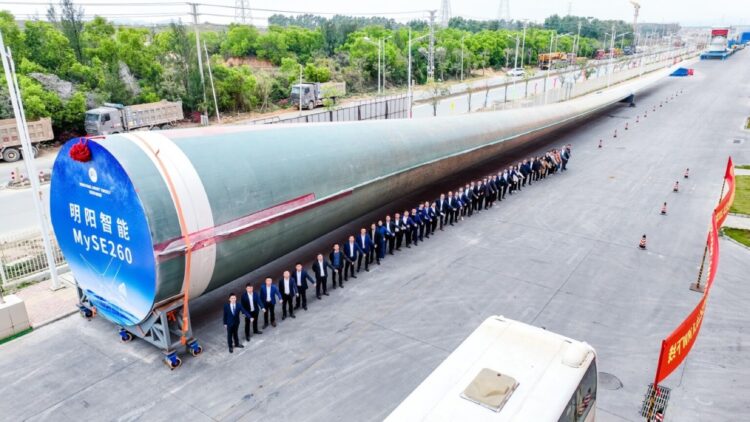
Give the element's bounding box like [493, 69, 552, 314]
[410, 207, 422, 245]
[474, 180, 485, 211]
[417, 203, 429, 240]
[424, 201, 437, 236]
[484, 177, 496, 209]
[435, 193, 448, 231]
[499, 170, 508, 199]
[261, 277, 282, 328]
[394, 212, 404, 250]
[401, 211, 415, 248]
[459, 187, 470, 219]
[293, 263, 315, 311]
[343, 235, 362, 280]
[329, 244, 344, 289]
[532, 157, 542, 181]
[224, 293, 252, 353]
[312, 253, 332, 298]
[447, 191, 459, 225]
[278, 270, 298, 320]
[240, 284, 264, 341]
[373, 222, 385, 264]
[356, 228, 373, 272]
[383, 215, 395, 255]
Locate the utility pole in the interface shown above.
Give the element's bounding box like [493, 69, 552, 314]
[203, 41, 220, 124]
[408, 29, 412, 117]
[188, 3, 208, 117]
[607, 24, 616, 88]
[0, 32, 61, 290]
[377, 38, 381, 94]
[299, 64, 303, 114]
[460, 35, 465, 81]
[520, 21, 528, 68]
[428, 10, 437, 80]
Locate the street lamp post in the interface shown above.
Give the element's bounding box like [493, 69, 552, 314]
[607, 26, 616, 88]
[545, 33, 572, 105]
[408, 30, 430, 118]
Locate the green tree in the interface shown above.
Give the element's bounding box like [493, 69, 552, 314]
[212, 64, 257, 113]
[57, 91, 86, 132]
[59, 0, 86, 62]
[256, 29, 289, 65]
[22, 20, 76, 74]
[0, 11, 24, 60]
[303, 62, 331, 82]
[220, 24, 259, 57]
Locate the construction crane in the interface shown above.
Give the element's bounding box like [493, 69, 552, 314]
[629, 0, 640, 44]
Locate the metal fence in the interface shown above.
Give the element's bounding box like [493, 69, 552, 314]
[247, 95, 409, 125]
[0, 228, 66, 290]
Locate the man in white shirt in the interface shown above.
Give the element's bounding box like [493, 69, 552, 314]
[241, 283, 265, 340]
[278, 270, 298, 320]
[293, 263, 315, 311]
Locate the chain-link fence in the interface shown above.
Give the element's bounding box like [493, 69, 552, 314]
[247, 95, 409, 125]
[0, 228, 67, 291]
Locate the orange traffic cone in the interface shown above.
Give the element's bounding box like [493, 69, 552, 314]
[639, 234, 647, 249]
[660, 202, 667, 215]
[673, 181, 679, 192]
[625, 122, 629, 130]
[598, 139, 603, 148]
[684, 168, 689, 179]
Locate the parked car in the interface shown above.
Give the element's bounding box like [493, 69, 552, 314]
[506, 68, 526, 77]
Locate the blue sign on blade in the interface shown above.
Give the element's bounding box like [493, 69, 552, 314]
[50, 139, 155, 327]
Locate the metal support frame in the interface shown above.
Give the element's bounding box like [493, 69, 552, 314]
[76, 286, 202, 369]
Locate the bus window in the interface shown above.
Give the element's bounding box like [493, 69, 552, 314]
[558, 359, 597, 422]
[575, 359, 597, 421]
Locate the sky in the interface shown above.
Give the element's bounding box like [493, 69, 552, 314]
[2, 0, 748, 27]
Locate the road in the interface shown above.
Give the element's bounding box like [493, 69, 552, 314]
[1, 50, 748, 422]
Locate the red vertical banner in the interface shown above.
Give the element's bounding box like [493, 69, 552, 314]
[653, 157, 735, 385]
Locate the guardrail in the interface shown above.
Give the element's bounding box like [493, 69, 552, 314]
[246, 95, 409, 125]
[0, 228, 67, 291]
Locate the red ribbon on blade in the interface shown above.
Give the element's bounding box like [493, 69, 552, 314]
[69, 139, 92, 162]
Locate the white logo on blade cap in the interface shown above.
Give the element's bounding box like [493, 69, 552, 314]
[88, 167, 98, 183]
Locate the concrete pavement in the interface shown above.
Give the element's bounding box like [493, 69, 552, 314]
[0, 50, 748, 422]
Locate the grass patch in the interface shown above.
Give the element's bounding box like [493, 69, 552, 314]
[724, 228, 750, 248]
[0, 327, 33, 345]
[737, 165, 750, 170]
[730, 176, 750, 215]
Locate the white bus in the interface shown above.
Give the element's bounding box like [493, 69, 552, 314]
[385, 316, 598, 422]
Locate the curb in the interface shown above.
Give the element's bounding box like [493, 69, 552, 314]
[720, 232, 750, 252]
[32, 309, 78, 330]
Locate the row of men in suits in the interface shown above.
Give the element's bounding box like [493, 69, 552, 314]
[223, 146, 572, 352]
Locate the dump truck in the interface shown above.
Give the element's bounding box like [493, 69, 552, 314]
[538, 52, 567, 69]
[0, 117, 54, 162]
[84, 100, 183, 136]
[290, 82, 346, 110]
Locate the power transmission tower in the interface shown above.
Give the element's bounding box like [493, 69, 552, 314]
[428, 10, 436, 80]
[235, 0, 252, 24]
[187, 3, 207, 114]
[439, 0, 451, 27]
[497, 0, 510, 22]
